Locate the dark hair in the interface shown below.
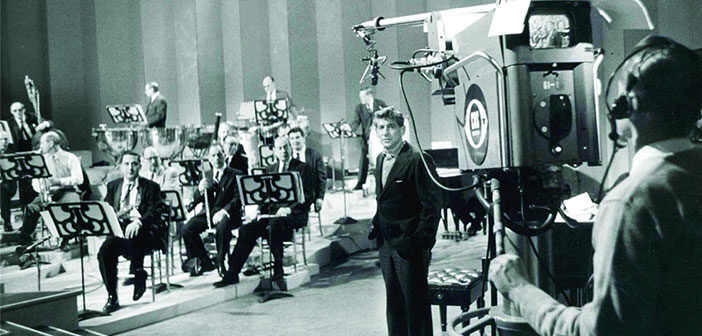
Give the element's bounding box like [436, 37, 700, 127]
[288, 127, 305, 138]
[373, 106, 405, 127]
[147, 81, 159, 92]
[119, 150, 141, 163]
[629, 37, 702, 136]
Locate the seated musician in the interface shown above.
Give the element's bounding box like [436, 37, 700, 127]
[222, 132, 249, 174]
[142, 146, 179, 190]
[181, 144, 244, 276]
[18, 131, 83, 246]
[98, 151, 166, 313]
[0, 130, 17, 232]
[213, 136, 314, 288]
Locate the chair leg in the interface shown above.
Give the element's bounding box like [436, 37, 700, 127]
[150, 252, 156, 302]
[317, 211, 323, 237]
[292, 230, 298, 273]
[301, 228, 307, 266]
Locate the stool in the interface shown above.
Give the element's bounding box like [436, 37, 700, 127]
[428, 268, 485, 332]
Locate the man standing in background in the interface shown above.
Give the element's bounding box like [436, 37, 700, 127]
[144, 82, 167, 128]
[351, 87, 387, 190]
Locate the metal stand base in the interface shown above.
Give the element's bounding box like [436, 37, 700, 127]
[154, 283, 183, 294]
[334, 216, 358, 224]
[253, 278, 293, 303]
[78, 309, 109, 321]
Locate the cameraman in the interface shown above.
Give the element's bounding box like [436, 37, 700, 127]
[489, 36, 702, 335]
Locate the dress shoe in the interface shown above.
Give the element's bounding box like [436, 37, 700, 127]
[201, 260, 216, 273]
[352, 184, 363, 191]
[132, 270, 148, 301]
[182, 258, 197, 273]
[213, 273, 239, 288]
[103, 295, 120, 313]
[189, 258, 216, 276]
[243, 266, 260, 276]
[123, 277, 135, 286]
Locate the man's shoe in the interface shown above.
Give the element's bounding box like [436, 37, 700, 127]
[213, 273, 239, 288]
[243, 266, 260, 276]
[103, 295, 120, 313]
[201, 260, 216, 273]
[352, 184, 363, 190]
[182, 258, 196, 273]
[123, 277, 135, 286]
[132, 270, 148, 301]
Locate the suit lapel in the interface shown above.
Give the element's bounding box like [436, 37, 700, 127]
[379, 143, 410, 200]
[112, 180, 123, 209]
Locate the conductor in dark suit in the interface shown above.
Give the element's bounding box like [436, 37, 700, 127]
[144, 82, 167, 128]
[351, 86, 387, 190]
[98, 151, 166, 313]
[214, 136, 313, 287]
[288, 127, 326, 211]
[182, 144, 244, 277]
[369, 107, 442, 336]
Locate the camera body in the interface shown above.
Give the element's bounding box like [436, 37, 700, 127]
[441, 1, 600, 170]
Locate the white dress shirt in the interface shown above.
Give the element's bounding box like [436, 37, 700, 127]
[32, 148, 84, 192]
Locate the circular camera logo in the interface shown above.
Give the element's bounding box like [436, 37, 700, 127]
[463, 84, 488, 165]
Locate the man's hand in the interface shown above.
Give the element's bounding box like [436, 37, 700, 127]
[198, 178, 210, 192]
[314, 198, 323, 212]
[488, 254, 530, 300]
[213, 209, 229, 225]
[124, 220, 142, 239]
[275, 207, 291, 217]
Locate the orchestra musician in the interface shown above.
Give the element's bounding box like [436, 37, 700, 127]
[288, 127, 325, 212]
[18, 131, 83, 246]
[350, 87, 387, 190]
[98, 151, 166, 313]
[222, 132, 249, 174]
[144, 82, 167, 128]
[181, 144, 244, 277]
[214, 136, 314, 288]
[142, 146, 179, 191]
[0, 130, 16, 232]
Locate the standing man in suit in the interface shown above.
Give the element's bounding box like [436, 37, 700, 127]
[370, 107, 442, 336]
[223, 132, 249, 174]
[351, 87, 387, 190]
[0, 130, 16, 232]
[288, 127, 325, 212]
[214, 136, 313, 287]
[182, 144, 244, 277]
[6, 102, 39, 207]
[98, 151, 166, 313]
[144, 82, 167, 128]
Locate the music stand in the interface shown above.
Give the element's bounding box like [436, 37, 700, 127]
[237, 172, 304, 303]
[157, 190, 186, 293]
[258, 144, 277, 168]
[105, 104, 146, 124]
[322, 122, 359, 224]
[42, 201, 122, 321]
[0, 151, 51, 288]
[253, 99, 289, 126]
[170, 159, 210, 187]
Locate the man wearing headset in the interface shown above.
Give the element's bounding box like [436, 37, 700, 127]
[489, 36, 702, 335]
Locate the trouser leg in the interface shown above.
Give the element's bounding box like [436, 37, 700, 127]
[379, 243, 409, 336]
[1, 182, 17, 227]
[181, 214, 209, 262]
[215, 217, 233, 267]
[387, 246, 433, 336]
[19, 196, 42, 240]
[98, 236, 129, 296]
[227, 219, 266, 275]
[356, 142, 369, 187]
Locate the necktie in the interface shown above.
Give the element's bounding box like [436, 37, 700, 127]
[18, 119, 30, 140]
[120, 183, 134, 211]
[295, 152, 301, 160]
[214, 170, 221, 183]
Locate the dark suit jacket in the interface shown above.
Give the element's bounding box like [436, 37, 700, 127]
[301, 147, 326, 202]
[145, 95, 167, 127]
[6, 114, 38, 152]
[105, 177, 166, 251]
[227, 144, 249, 174]
[192, 167, 243, 219]
[371, 142, 443, 252]
[351, 98, 387, 141]
[264, 159, 314, 223]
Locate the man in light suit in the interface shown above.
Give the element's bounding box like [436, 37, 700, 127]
[99, 151, 166, 313]
[144, 82, 167, 128]
[369, 107, 442, 336]
[351, 86, 387, 190]
[288, 127, 325, 212]
[214, 136, 314, 287]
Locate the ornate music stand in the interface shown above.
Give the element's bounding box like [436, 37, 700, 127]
[237, 172, 304, 303]
[156, 190, 186, 293]
[42, 201, 122, 321]
[322, 122, 359, 224]
[105, 104, 146, 124]
[258, 144, 277, 168]
[0, 151, 51, 288]
[253, 99, 289, 145]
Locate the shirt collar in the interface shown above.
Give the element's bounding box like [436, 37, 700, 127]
[150, 92, 160, 102]
[123, 177, 140, 189]
[294, 146, 305, 156]
[630, 137, 693, 176]
[384, 141, 405, 159]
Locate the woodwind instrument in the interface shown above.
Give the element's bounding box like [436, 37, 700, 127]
[202, 113, 222, 229]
